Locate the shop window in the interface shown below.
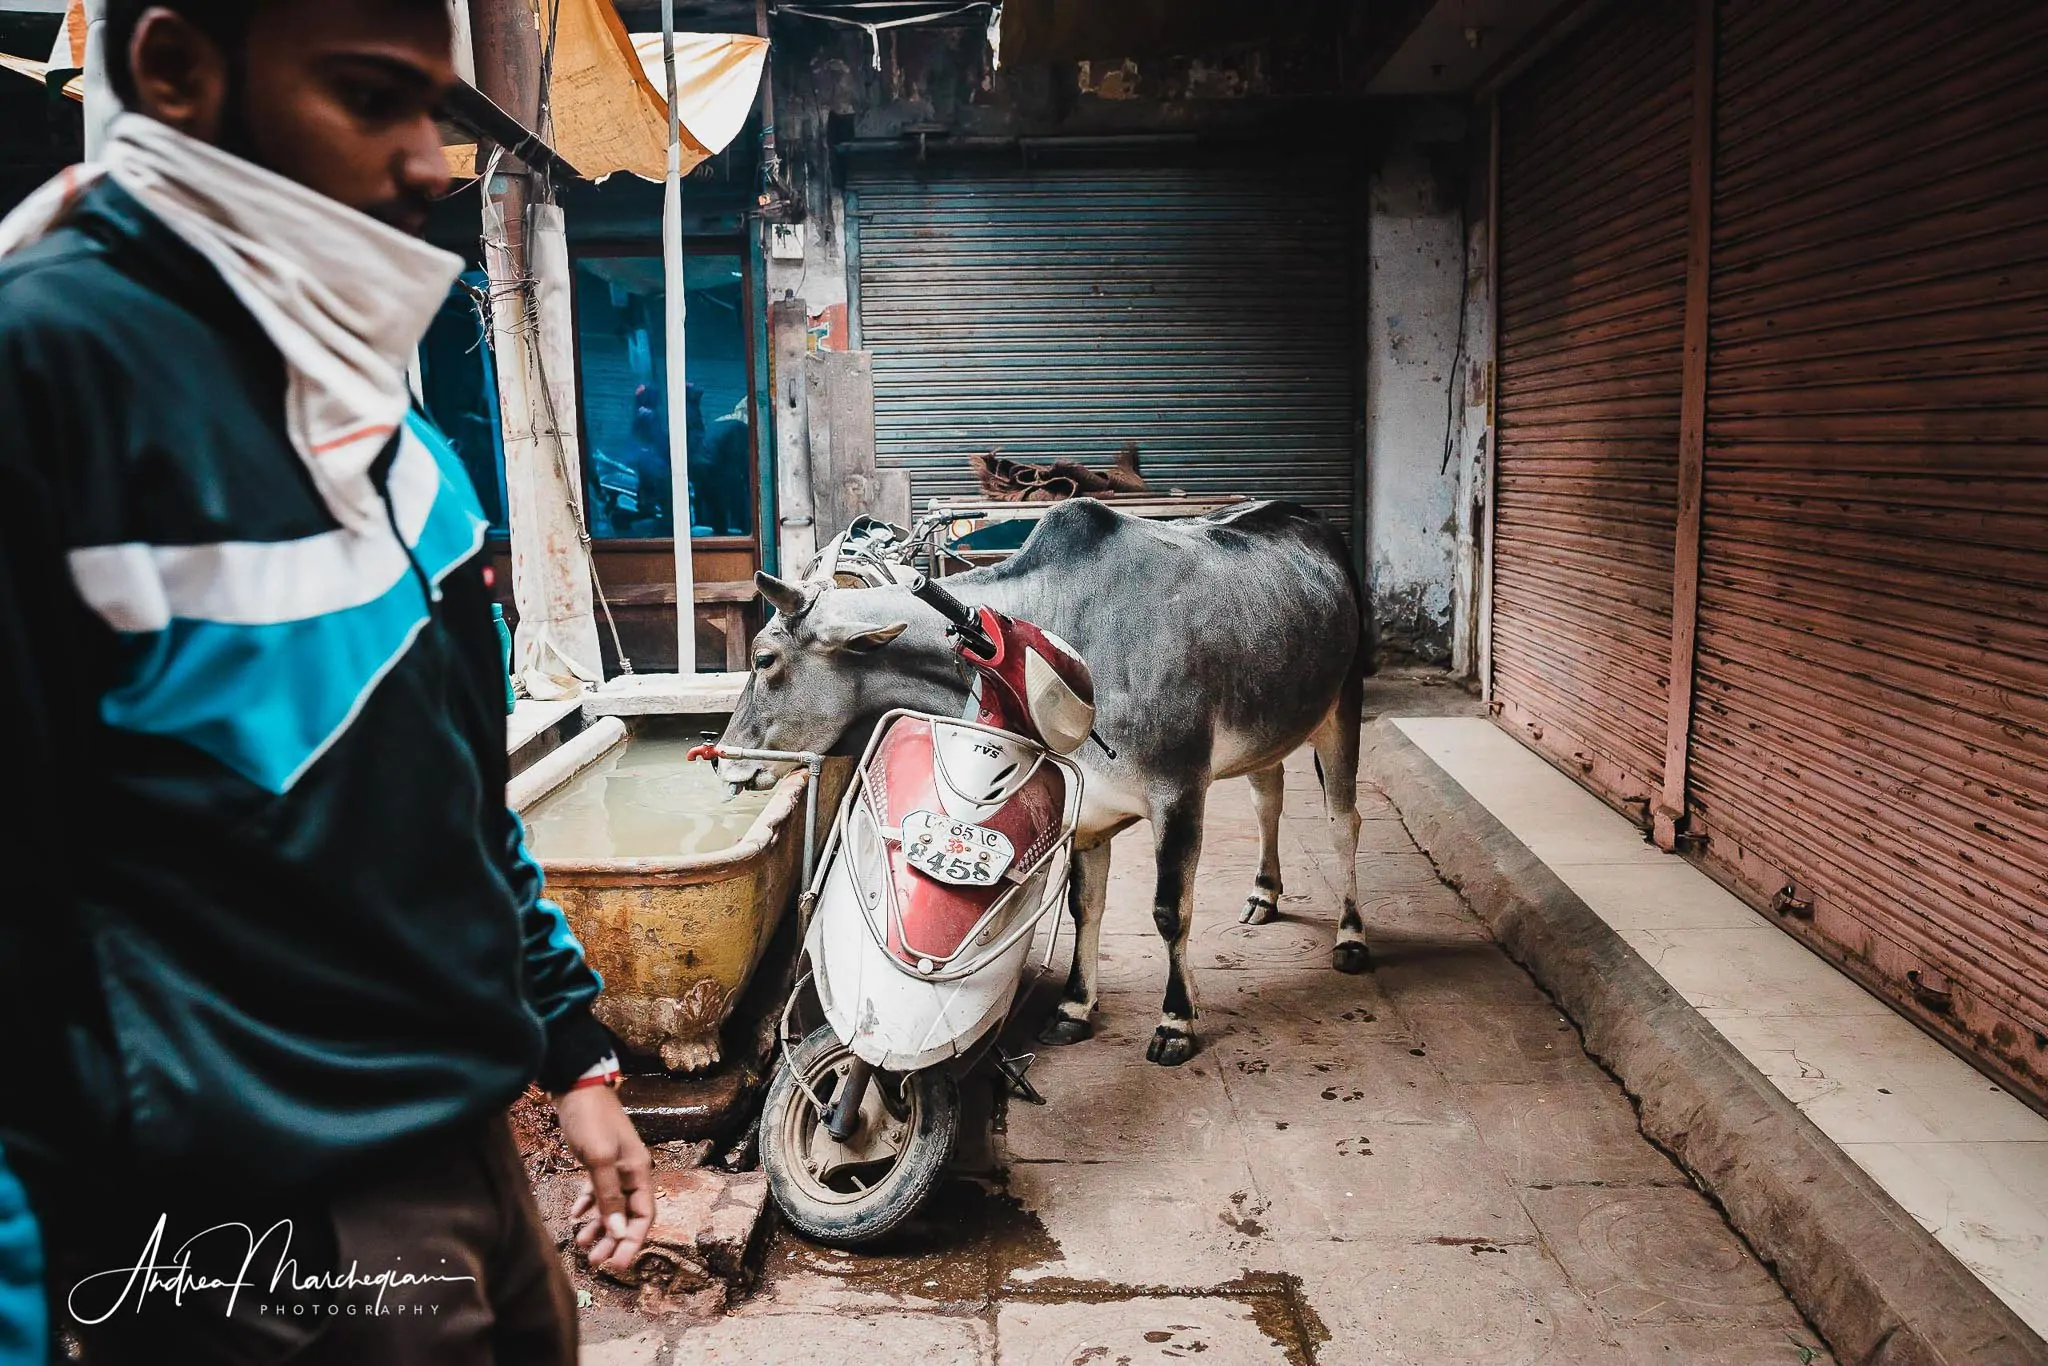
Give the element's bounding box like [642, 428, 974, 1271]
[572, 252, 753, 540]
[417, 269, 510, 537]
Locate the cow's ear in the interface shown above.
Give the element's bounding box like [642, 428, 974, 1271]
[822, 620, 910, 653]
[755, 570, 808, 618]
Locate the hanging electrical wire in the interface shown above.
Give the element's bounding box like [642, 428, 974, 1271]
[478, 139, 635, 675]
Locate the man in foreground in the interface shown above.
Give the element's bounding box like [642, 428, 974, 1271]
[0, 1, 650, 1360]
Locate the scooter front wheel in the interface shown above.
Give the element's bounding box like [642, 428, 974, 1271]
[760, 1024, 959, 1246]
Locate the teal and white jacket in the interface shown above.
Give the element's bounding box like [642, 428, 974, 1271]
[0, 180, 610, 1224]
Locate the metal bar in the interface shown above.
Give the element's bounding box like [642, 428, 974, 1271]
[750, 219, 778, 575]
[687, 741, 827, 895]
[1655, 0, 1717, 852]
[834, 133, 1203, 156]
[79, 0, 109, 156]
[753, 0, 779, 178]
[1479, 93, 1501, 704]
[803, 756, 820, 889]
[661, 0, 699, 673]
[442, 79, 582, 182]
[844, 187, 862, 351]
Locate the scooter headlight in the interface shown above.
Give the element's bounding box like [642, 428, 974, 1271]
[1024, 645, 1095, 756]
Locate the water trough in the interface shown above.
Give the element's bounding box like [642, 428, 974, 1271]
[509, 678, 848, 1076]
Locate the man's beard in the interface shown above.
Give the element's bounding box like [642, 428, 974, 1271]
[211, 65, 266, 169]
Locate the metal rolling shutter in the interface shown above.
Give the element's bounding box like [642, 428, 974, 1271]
[1689, 0, 2048, 1101]
[1490, 0, 1695, 816]
[850, 161, 1358, 530]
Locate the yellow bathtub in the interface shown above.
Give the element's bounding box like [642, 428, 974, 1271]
[511, 709, 849, 1074]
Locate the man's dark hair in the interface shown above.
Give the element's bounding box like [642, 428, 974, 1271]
[104, 0, 258, 107]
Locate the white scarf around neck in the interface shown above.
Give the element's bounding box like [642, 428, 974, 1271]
[0, 113, 462, 532]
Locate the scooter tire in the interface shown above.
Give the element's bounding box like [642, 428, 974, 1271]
[760, 1025, 960, 1247]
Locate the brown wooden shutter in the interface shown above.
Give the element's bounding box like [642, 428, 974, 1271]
[1490, 0, 1695, 819]
[1687, 0, 2048, 1102]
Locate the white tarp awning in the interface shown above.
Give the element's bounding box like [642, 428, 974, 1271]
[629, 32, 770, 168]
[541, 0, 766, 182]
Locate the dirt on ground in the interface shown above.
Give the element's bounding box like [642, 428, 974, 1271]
[567, 678, 1833, 1364]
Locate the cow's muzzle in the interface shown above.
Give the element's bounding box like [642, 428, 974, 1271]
[715, 759, 782, 794]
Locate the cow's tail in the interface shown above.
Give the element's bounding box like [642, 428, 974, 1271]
[1337, 533, 1377, 682]
[1328, 521, 1372, 737]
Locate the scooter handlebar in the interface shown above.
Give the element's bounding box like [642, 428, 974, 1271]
[906, 572, 995, 656]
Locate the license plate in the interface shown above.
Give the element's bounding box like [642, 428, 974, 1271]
[901, 810, 1014, 887]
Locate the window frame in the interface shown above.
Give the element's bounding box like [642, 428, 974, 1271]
[567, 236, 762, 552]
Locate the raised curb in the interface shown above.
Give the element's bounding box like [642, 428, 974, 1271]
[1362, 717, 2047, 1366]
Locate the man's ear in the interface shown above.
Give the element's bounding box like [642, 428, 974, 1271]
[754, 570, 810, 619]
[819, 620, 910, 654]
[127, 9, 230, 139]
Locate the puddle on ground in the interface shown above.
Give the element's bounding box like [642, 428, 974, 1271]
[524, 734, 771, 859]
[762, 1180, 1060, 1302]
[758, 1182, 1329, 1365]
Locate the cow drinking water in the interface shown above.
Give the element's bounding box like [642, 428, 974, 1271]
[719, 498, 1368, 1066]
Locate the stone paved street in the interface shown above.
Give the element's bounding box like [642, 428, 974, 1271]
[583, 691, 1833, 1365]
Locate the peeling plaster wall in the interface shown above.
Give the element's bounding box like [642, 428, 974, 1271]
[1452, 127, 1495, 683]
[1365, 98, 1471, 667]
[763, 29, 1481, 671]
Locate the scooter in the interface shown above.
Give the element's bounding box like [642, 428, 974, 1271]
[706, 571, 1097, 1245]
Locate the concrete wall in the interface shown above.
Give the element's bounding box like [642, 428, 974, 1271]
[1363, 98, 1475, 667]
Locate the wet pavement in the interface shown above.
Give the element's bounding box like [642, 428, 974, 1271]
[580, 681, 1834, 1365]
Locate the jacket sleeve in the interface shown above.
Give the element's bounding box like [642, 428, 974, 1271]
[501, 809, 615, 1092]
[0, 1144, 44, 1366]
[0, 333, 53, 1366]
[0, 298, 113, 1146]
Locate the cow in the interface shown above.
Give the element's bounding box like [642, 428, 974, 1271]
[718, 498, 1367, 1066]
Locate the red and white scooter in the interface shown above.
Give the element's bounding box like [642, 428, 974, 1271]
[738, 572, 1096, 1244]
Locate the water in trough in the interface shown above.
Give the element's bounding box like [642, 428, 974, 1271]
[523, 734, 773, 859]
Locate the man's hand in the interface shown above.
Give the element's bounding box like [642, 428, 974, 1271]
[555, 1085, 653, 1276]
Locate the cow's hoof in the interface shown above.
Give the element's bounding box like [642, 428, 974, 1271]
[1038, 1014, 1093, 1046]
[1146, 1026, 1197, 1066]
[1331, 941, 1374, 975]
[1240, 896, 1277, 926]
